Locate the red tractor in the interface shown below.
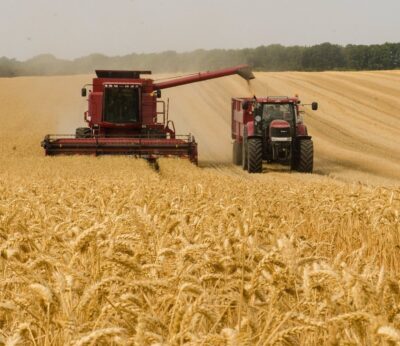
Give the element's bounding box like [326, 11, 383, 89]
[42, 65, 254, 163]
[231, 96, 318, 173]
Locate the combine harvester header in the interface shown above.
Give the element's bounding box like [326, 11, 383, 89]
[42, 65, 254, 164]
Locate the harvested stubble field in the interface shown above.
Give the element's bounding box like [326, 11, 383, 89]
[0, 72, 400, 345]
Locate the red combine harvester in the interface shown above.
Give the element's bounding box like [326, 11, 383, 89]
[232, 96, 318, 173]
[42, 65, 254, 163]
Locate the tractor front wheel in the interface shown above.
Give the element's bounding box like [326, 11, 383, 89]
[294, 139, 313, 173]
[247, 138, 263, 173]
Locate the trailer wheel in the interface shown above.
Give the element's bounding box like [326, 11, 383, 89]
[247, 138, 263, 173]
[232, 141, 242, 165]
[242, 138, 248, 170]
[295, 139, 313, 173]
[75, 127, 92, 138]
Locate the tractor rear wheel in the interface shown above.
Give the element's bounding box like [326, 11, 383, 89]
[232, 141, 242, 165]
[294, 139, 313, 173]
[247, 138, 263, 173]
[75, 127, 92, 139]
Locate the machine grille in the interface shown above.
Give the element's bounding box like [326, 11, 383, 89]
[270, 127, 291, 137]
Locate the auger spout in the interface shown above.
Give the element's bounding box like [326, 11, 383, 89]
[154, 64, 254, 90]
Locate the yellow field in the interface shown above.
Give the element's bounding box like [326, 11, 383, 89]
[0, 72, 400, 345]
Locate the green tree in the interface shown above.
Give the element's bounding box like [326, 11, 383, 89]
[302, 43, 345, 71]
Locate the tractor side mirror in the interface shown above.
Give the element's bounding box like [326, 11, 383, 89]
[156, 89, 162, 98]
[312, 102, 318, 111]
[81, 88, 87, 97]
[242, 101, 250, 111]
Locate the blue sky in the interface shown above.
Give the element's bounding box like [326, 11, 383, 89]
[1, 0, 399, 60]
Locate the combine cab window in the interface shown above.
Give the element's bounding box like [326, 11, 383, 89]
[103, 86, 140, 123]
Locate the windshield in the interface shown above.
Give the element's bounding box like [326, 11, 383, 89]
[261, 103, 295, 123]
[103, 86, 140, 123]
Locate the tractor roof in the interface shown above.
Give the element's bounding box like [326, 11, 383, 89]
[256, 96, 298, 103]
[234, 96, 299, 103]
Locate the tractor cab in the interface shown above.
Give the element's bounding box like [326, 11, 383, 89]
[253, 100, 297, 142]
[261, 103, 295, 122]
[255, 102, 296, 130]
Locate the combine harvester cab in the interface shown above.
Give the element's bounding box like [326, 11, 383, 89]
[231, 96, 318, 173]
[42, 66, 254, 164]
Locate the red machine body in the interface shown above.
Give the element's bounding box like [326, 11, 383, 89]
[42, 65, 254, 163]
[232, 96, 309, 140]
[231, 96, 318, 173]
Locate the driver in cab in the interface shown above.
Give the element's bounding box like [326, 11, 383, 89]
[263, 105, 283, 122]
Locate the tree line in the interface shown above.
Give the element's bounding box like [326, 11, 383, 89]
[1, 42, 399, 77]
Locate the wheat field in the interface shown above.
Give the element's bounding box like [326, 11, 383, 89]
[0, 72, 400, 345]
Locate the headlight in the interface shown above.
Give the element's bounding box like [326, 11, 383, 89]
[255, 115, 261, 122]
